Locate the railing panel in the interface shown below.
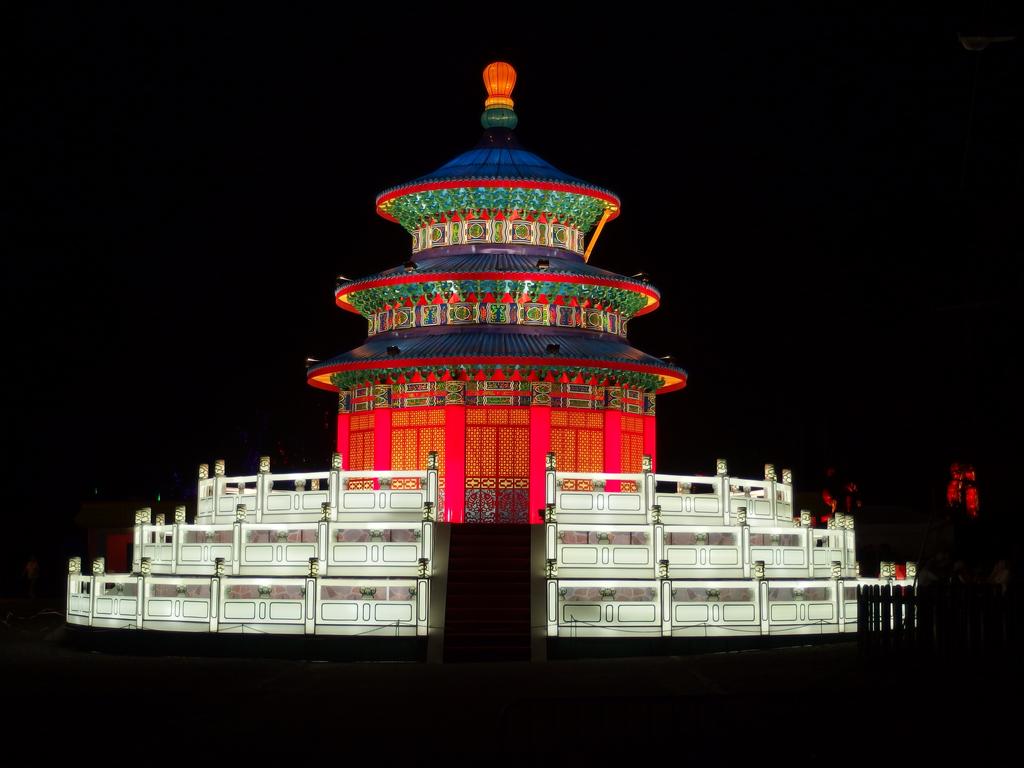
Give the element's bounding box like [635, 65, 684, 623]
[176, 525, 234, 572]
[554, 580, 661, 636]
[327, 524, 423, 572]
[670, 579, 760, 636]
[145, 578, 213, 626]
[555, 525, 653, 577]
[664, 526, 743, 578]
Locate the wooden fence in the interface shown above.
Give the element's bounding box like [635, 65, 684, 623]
[858, 584, 1018, 655]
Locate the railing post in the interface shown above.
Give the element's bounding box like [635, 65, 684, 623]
[832, 572, 843, 635]
[758, 577, 769, 635]
[305, 558, 318, 636]
[660, 579, 673, 637]
[66, 558, 79, 620]
[318, 502, 330, 577]
[197, 463, 210, 519]
[716, 458, 730, 524]
[213, 459, 226, 521]
[844, 517, 856, 578]
[136, 571, 145, 629]
[257, 455, 270, 523]
[764, 463, 777, 520]
[652, 504, 664, 571]
[546, 578, 559, 637]
[330, 452, 342, 515]
[421, 518, 434, 577]
[171, 505, 186, 575]
[416, 578, 429, 637]
[801, 510, 814, 578]
[779, 468, 793, 522]
[545, 452, 556, 506]
[738, 506, 750, 578]
[642, 454, 655, 512]
[89, 557, 104, 628]
[426, 451, 439, 509]
[210, 559, 223, 633]
[232, 504, 245, 575]
[133, 507, 150, 574]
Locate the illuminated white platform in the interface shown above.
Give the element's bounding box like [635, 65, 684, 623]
[67, 455, 912, 648]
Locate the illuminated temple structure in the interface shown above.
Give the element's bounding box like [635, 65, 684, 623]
[307, 60, 684, 523]
[67, 64, 908, 661]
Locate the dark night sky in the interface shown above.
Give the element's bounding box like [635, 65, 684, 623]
[8, 6, 1022, 561]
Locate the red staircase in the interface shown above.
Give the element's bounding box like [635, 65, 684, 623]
[443, 524, 532, 663]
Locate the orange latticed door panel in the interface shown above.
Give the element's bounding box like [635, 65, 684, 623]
[391, 409, 445, 490]
[347, 413, 376, 489]
[619, 414, 644, 491]
[464, 407, 529, 523]
[550, 409, 604, 491]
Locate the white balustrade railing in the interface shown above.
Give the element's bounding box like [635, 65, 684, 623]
[67, 573, 429, 637]
[195, 463, 438, 525]
[545, 577, 906, 638]
[546, 517, 848, 580]
[130, 519, 433, 578]
[547, 460, 797, 528]
[551, 472, 646, 524]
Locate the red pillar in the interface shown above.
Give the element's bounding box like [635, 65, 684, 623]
[604, 409, 622, 492]
[444, 404, 466, 523]
[336, 413, 350, 469]
[643, 415, 657, 472]
[372, 385, 391, 473]
[529, 386, 552, 524]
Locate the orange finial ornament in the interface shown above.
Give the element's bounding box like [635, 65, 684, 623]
[481, 62, 518, 129]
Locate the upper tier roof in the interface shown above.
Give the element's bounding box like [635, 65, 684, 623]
[375, 63, 620, 236]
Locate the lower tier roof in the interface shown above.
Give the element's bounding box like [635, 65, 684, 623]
[307, 329, 686, 394]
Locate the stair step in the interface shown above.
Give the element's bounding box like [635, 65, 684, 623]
[443, 523, 533, 662]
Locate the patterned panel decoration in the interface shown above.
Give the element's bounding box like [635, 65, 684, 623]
[552, 383, 601, 411]
[337, 390, 351, 414]
[486, 303, 511, 324]
[550, 409, 604, 473]
[520, 302, 549, 326]
[464, 407, 530, 523]
[620, 414, 644, 473]
[468, 380, 531, 407]
[372, 384, 391, 409]
[444, 381, 466, 405]
[465, 219, 489, 243]
[644, 393, 656, 416]
[344, 280, 652, 320]
[419, 304, 441, 326]
[393, 306, 416, 329]
[605, 386, 622, 410]
[622, 387, 643, 415]
[582, 308, 603, 330]
[352, 386, 373, 413]
[447, 302, 478, 325]
[511, 221, 533, 243]
[555, 305, 578, 327]
[532, 381, 552, 406]
[380, 186, 610, 236]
